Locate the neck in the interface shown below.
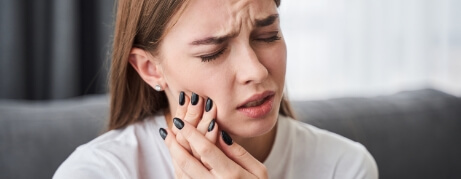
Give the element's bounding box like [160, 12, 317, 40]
[233, 124, 277, 162]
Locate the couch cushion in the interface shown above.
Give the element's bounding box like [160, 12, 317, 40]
[0, 95, 109, 179]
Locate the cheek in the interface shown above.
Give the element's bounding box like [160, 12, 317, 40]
[260, 41, 287, 84]
[163, 57, 233, 101]
[163, 61, 197, 92]
[196, 67, 234, 106]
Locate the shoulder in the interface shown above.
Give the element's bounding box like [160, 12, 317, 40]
[282, 116, 379, 178]
[53, 142, 125, 179]
[53, 115, 170, 179]
[283, 116, 365, 153]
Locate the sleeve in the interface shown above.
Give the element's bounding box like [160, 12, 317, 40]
[333, 143, 379, 179]
[53, 147, 127, 179]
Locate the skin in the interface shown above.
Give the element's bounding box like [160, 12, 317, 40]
[161, 0, 286, 138]
[129, 0, 287, 177]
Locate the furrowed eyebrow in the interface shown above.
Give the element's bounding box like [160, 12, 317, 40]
[255, 14, 279, 27]
[190, 14, 279, 46]
[190, 32, 238, 46]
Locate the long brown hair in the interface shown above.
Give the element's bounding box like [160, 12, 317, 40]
[108, 0, 292, 130]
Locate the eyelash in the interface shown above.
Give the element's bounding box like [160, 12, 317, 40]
[200, 47, 227, 62]
[255, 35, 281, 43]
[199, 35, 281, 62]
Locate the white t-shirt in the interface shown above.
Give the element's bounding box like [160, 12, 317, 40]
[54, 114, 378, 178]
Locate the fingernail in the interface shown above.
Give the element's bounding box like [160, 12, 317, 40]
[205, 98, 213, 112]
[191, 92, 199, 105]
[221, 131, 233, 145]
[159, 128, 167, 140]
[179, 91, 185, 106]
[173, 117, 184, 130]
[207, 119, 216, 132]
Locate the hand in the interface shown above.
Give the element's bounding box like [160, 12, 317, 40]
[162, 118, 268, 178]
[170, 92, 219, 178]
[160, 92, 268, 178]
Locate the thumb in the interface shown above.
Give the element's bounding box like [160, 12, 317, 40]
[218, 131, 268, 178]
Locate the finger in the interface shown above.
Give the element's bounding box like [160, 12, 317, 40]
[162, 128, 213, 178]
[172, 91, 189, 135]
[183, 92, 204, 127]
[205, 119, 218, 144]
[172, 91, 192, 152]
[181, 92, 204, 158]
[197, 98, 217, 135]
[173, 118, 236, 173]
[173, 160, 191, 179]
[218, 131, 268, 178]
[175, 133, 192, 154]
[202, 121, 218, 170]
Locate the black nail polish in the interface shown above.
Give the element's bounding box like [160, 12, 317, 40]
[179, 91, 185, 106]
[205, 98, 213, 112]
[159, 128, 167, 140]
[191, 92, 199, 105]
[173, 117, 184, 130]
[207, 119, 216, 132]
[221, 131, 233, 145]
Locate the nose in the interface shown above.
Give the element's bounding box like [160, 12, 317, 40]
[235, 44, 268, 85]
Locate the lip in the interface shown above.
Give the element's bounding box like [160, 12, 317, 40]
[237, 91, 276, 118]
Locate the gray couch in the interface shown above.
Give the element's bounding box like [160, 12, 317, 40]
[1, 89, 461, 179]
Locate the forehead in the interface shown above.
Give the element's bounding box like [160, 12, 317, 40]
[168, 0, 278, 38]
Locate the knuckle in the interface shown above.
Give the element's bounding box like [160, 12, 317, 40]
[196, 142, 214, 156]
[176, 133, 183, 141]
[185, 110, 201, 121]
[176, 133, 186, 143]
[181, 125, 195, 140]
[175, 108, 187, 117]
[176, 108, 186, 116]
[176, 135, 191, 150]
[233, 146, 249, 158]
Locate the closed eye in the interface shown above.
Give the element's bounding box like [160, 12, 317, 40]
[199, 47, 227, 62]
[253, 31, 281, 43]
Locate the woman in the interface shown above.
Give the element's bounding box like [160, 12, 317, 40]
[54, 0, 378, 178]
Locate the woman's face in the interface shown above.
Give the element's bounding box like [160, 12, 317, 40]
[159, 0, 286, 138]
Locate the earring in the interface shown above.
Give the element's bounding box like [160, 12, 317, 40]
[154, 85, 162, 91]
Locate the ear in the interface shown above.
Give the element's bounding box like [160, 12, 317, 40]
[128, 48, 165, 89]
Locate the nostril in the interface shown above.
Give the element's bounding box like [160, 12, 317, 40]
[241, 65, 268, 85]
[236, 45, 269, 85]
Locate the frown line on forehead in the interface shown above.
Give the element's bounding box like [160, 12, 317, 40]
[189, 13, 279, 46]
[190, 32, 238, 46]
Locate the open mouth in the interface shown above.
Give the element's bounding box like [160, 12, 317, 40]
[238, 95, 273, 108]
[237, 91, 275, 118]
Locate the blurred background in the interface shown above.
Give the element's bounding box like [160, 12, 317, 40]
[0, 0, 460, 100]
[1, 1, 461, 179]
[0, 0, 114, 100]
[280, 0, 461, 100]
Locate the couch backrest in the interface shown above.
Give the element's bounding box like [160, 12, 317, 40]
[291, 89, 461, 179]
